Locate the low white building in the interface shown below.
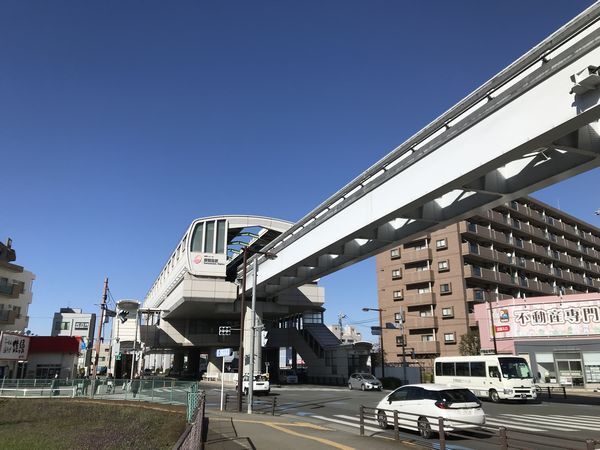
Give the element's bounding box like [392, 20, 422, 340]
[327, 324, 362, 344]
[51, 308, 96, 375]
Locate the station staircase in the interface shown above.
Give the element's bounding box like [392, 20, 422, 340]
[266, 323, 344, 384]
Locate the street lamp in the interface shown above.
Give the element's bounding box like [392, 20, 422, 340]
[236, 247, 277, 413]
[362, 307, 385, 379]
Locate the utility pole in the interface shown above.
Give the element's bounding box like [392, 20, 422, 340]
[488, 293, 498, 354]
[337, 313, 346, 341]
[92, 277, 109, 380]
[399, 307, 407, 385]
[237, 248, 248, 412]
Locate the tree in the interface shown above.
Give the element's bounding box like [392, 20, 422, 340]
[458, 329, 480, 356]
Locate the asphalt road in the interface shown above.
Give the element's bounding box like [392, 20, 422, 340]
[199, 383, 600, 450]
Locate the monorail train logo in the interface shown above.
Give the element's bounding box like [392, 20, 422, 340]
[192, 255, 219, 265]
[499, 309, 509, 323]
[193, 255, 202, 264]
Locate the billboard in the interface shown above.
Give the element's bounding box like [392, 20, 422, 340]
[0, 332, 30, 360]
[492, 300, 600, 339]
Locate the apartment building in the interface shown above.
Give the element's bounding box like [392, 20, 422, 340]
[0, 239, 35, 333]
[376, 197, 600, 366]
[327, 324, 362, 344]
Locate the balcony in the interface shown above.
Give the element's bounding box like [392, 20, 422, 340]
[402, 248, 432, 263]
[403, 292, 436, 306]
[413, 341, 440, 355]
[408, 316, 438, 329]
[0, 310, 17, 325]
[402, 269, 434, 284]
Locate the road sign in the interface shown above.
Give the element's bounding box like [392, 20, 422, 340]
[216, 348, 232, 357]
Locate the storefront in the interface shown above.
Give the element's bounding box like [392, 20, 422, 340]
[474, 293, 600, 388]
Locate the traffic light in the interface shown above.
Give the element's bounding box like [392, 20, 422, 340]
[118, 310, 129, 323]
[218, 326, 231, 336]
[261, 330, 268, 347]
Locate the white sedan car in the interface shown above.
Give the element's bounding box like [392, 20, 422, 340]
[376, 384, 486, 439]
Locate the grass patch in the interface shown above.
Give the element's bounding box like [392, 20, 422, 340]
[0, 398, 186, 449]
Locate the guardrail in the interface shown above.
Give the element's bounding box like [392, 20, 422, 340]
[535, 384, 567, 398]
[222, 392, 277, 415]
[359, 405, 599, 450]
[0, 378, 197, 404]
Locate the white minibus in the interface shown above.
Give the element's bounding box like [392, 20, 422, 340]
[434, 355, 537, 402]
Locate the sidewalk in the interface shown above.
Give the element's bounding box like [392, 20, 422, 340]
[203, 408, 424, 450]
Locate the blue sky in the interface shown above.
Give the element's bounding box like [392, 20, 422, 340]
[2, 1, 598, 339]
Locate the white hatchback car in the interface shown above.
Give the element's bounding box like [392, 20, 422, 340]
[376, 384, 486, 439]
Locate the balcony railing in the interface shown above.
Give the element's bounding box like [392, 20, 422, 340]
[403, 292, 436, 306]
[413, 341, 440, 355]
[401, 248, 432, 263]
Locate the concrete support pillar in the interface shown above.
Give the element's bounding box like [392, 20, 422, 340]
[243, 305, 263, 375]
[291, 348, 298, 371]
[173, 353, 184, 372]
[188, 348, 201, 375]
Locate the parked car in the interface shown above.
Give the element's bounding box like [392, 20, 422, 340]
[348, 373, 382, 391]
[376, 384, 486, 439]
[279, 369, 299, 384]
[236, 374, 270, 395]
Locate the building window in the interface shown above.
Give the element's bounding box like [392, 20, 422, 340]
[419, 309, 433, 317]
[444, 332, 456, 343]
[417, 286, 431, 294]
[440, 283, 452, 295]
[438, 260, 449, 272]
[395, 336, 405, 346]
[394, 312, 404, 323]
[436, 238, 448, 250]
[421, 335, 434, 342]
[391, 269, 402, 280]
[511, 218, 521, 229]
[442, 307, 454, 318]
[515, 238, 524, 248]
[390, 248, 400, 259]
[468, 222, 477, 232]
[60, 322, 70, 331]
[393, 290, 404, 300]
[474, 290, 485, 301]
[415, 264, 428, 272]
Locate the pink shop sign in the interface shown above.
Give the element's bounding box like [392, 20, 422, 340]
[494, 301, 600, 338]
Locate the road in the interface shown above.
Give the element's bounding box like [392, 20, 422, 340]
[199, 383, 600, 449]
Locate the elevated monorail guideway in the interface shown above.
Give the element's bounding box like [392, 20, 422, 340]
[250, 4, 600, 297]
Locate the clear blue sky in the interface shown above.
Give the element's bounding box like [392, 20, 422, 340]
[2, 1, 598, 340]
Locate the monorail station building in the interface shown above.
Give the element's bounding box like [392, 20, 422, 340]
[474, 292, 600, 388]
[140, 215, 370, 383]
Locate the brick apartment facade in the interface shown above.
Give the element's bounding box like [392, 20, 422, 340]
[376, 197, 600, 367]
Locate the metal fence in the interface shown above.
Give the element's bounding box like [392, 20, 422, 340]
[175, 392, 207, 450]
[359, 405, 599, 450]
[0, 378, 198, 405]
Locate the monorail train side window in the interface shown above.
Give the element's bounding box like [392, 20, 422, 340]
[191, 223, 204, 252]
[216, 220, 226, 254]
[205, 221, 215, 253]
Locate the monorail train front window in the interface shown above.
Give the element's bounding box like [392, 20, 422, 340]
[191, 223, 204, 252]
[499, 357, 532, 379]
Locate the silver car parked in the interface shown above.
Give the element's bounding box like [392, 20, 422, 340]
[348, 372, 382, 391]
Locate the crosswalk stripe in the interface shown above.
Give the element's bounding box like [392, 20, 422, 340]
[542, 415, 600, 424]
[498, 414, 596, 430]
[334, 414, 380, 427]
[310, 415, 382, 433]
[483, 419, 546, 432]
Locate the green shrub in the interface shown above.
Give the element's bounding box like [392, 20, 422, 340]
[422, 372, 434, 383]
